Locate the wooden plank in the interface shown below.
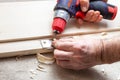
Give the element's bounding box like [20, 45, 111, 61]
[0, 0, 55, 41]
[0, 27, 120, 43]
[1, 31, 120, 58]
[0, 40, 53, 58]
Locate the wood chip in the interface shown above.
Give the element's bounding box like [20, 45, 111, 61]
[30, 76, 34, 79]
[36, 68, 46, 72]
[38, 64, 44, 69]
[101, 32, 107, 36]
[37, 53, 55, 65]
[29, 69, 37, 75]
[15, 56, 21, 61]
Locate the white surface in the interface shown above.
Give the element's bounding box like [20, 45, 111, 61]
[0, 0, 55, 40]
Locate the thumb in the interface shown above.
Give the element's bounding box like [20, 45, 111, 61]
[79, 0, 89, 12]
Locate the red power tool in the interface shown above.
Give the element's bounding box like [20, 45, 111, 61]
[52, 0, 117, 34]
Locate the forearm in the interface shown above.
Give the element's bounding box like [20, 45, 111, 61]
[102, 37, 120, 64]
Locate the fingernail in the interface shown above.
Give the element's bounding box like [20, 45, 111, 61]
[54, 42, 59, 48]
[82, 6, 87, 12]
[52, 41, 57, 48]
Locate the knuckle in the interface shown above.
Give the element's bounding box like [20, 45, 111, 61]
[95, 11, 100, 15]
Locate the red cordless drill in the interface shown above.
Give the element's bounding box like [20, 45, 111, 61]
[52, 0, 117, 34]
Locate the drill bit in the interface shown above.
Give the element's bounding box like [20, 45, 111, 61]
[53, 33, 57, 41]
[53, 30, 60, 41]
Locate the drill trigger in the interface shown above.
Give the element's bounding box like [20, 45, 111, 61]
[75, 11, 85, 19]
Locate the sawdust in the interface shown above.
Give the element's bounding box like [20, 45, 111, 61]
[36, 64, 46, 72]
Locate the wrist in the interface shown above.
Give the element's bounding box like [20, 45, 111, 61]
[101, 38, 120, 64]
[92, 39, 104, 65]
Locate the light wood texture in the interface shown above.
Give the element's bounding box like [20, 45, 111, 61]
[0, 31, 120, 58]
[0, 28, 120, 43]
[0, 40, 53, 58]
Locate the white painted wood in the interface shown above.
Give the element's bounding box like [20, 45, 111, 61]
[0, 0, 55, 41]
[0, 40, 53, 58]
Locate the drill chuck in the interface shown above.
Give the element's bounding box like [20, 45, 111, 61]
[52, 10, 70, 34]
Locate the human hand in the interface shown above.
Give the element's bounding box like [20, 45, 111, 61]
[77, 0, 107, 24]
[52, 38, 103, 70]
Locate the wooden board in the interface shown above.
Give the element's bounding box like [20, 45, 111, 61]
[0, 0, 120, 58]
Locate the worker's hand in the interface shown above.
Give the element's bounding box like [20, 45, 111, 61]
[52, 38, 103, 70]
[78, 0, 107, 25]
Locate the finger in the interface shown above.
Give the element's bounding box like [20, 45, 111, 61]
[77, 18, 84, 25]
[89, 11, 100, 22]
[84, 10, 94, 21]
[56, 60, 72, 69]
[79, 0, 89, 12]
[53, 38, 74, 45]
[95, 15, 103, 22]
[58, 38, 74, 42]
[54, 49, 73, 60]
[53, 40, 74, 51]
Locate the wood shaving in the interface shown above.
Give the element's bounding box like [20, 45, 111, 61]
[15, 56, 21, 61]
[36, 64, 46, 72]
[72, 36, 80, 39]
[101, 32, 107, 36]
[30, 76, 34, 79]
[36, 68, 46, 72]
[37, 53, 55, 65]
[29, 69, 37, 75]
[38, 64, 44, 69]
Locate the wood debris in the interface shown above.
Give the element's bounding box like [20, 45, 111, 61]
[36, 64, 46, 72]
[38, 64, 44, 69]
[37, 53, 55, 65]
[101, 32, 107, 36]
[30, 76, 34, 79]
[36, 68, 46, 72]
[29, 69, 37, 75]
[15, 56, 21, 61]
[29, 69, 37, 79]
